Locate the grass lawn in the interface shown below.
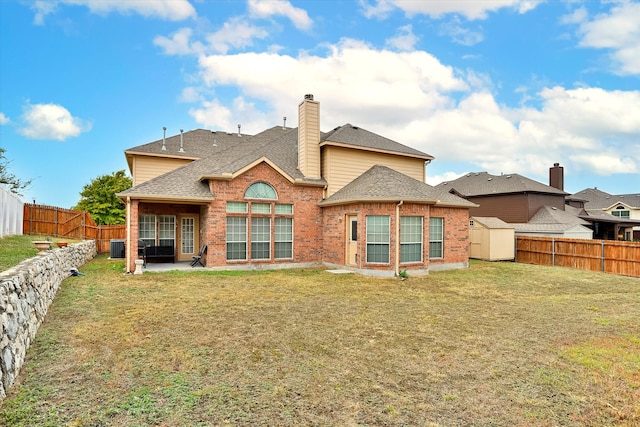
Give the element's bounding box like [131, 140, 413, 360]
[1, 255, 639, 426]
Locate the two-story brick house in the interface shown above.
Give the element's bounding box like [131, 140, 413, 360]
[117, 95, 475, 276]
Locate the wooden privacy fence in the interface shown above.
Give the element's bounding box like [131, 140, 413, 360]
[516, 236, 640, 278]
[22, 204, 125, 254]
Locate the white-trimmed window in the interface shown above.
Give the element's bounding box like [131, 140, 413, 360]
[251, 217, 271, 260]
[138, 215, 175, 248]
[400, 216, 423, 263]
[158, 215, 175, 247]
[275, 217, 293, 259]
[226, 217, 247, 260]
[245, 182, 277, 200]
[226, 202, 248, 213]
[612, 206, 630, 218]
[139, 215, 156, 247]
[226, 182, 295, 262]
[366, 215, 390, 263]
[429, 217, 444, 259]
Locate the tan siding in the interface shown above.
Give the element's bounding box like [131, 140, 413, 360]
[322, 146, 425, 196]
[298, 99, 320, 178]
[132, 156, 192, 186]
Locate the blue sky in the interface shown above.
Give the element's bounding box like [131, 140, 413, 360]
[1, 0, 638, 208]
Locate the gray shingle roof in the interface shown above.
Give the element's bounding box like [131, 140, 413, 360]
[322, 124, 433, 159]
[120, 121, 440, 201]
[319, 165, 476, 207]
[528, 206, 590, 226]
[571, 187, 640, 209]
[436, 172, 568, 197]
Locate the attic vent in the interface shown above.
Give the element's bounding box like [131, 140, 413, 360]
[488, 178, 492, 181]
[352, 126, 359, 130]
[506, 175, 512, 179]
[304, 94, 314, 100]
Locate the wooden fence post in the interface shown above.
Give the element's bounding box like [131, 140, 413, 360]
[601, 240, 605, 272]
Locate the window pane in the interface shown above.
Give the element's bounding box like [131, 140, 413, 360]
[251, 203, 271, 214]
[158, 215, 175, 247]
[139, 215, 155, 246]
[401, 216, 422, 263]
[245, 182, 277, 199]
[251, 217, 271, 259]
[226, 217, 247, 260]
[275, 204, 293, 214]
[366, 216, 390, 263]
[181, 217, 194, 254]
[226, 202, 247, 213]
[429, 217, 443, 259]
[275, 217, 293, 259]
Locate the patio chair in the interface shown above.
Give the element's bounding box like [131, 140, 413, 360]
[191, 244, 207, 267]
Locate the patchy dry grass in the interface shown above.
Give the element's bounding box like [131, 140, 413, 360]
[1, 257, 639, 426]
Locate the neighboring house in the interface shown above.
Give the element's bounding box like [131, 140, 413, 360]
[435, 168, 568, 223]
[437, 164, 639, 241]
[569, 188, 640, 240]
[511, 205, 593, 239]
[117, 95, 475, 276]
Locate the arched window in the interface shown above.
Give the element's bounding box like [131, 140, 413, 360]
[245, 182, 277, 200]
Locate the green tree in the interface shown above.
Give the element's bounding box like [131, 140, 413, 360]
[0, 148, 32, 196]
[74, 170, 132, 225]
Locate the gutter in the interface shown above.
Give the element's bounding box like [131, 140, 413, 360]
[395, 200, 403, 276]
[126, 196, 131, 273]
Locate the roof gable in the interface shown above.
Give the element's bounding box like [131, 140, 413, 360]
[319, 165, 475, 207]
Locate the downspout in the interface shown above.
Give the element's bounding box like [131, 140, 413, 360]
[395, 200, 404, 276]
[126, 197, 131, 273]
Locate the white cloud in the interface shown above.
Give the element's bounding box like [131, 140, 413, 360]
[385, 24, 419, 51]
[0, 113, 10, 125]
[412, 86, 640, 179]
[361, 0, 541, 20]
[194, 39, 467, 133]
[206, 17, 269, 54]
[18, 103, 91, 141]
[178, 35, 638, 181]
[248, 0, 313, 30]
[574, 2, 640, 75]
[426, 171, 465, 186]
[31, 0, 196, 24]
[438, 17, 484, 46]
[154, 28, 205, 56]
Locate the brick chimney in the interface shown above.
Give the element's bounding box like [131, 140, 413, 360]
[549, 163, 564, 191]
[297, 94, 321, 179]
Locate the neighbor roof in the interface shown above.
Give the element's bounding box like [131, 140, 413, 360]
[528, 206, 590, 226]
[319, 165, 476, 207]
[571, 188, 640, 210]
[436, 172, 568, 197]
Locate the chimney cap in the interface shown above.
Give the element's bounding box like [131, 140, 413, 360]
[553, 162, 560, 167]
[304, 94, 314, 100]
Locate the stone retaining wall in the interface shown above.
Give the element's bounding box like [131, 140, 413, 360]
[0, 240, 96, 400]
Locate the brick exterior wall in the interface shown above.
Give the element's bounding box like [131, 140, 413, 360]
[207, 162, 324, 267]
[323, 202, 469, 273]
[429, 206, 470, 267]
[124, 162, 470, 274]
